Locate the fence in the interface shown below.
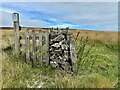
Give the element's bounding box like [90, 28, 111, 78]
[12, 13, 77, 74]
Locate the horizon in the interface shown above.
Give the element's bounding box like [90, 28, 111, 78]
[0, 2, 118, 32]
[1, 26, 119, 32]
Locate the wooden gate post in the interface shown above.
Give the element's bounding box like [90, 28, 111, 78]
[12, 13, 20, 57]
[69, 35, 78, 74]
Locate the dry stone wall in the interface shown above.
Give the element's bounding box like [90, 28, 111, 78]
[49, 28, 77, 73]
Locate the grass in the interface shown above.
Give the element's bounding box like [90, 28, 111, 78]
[1, 29, 118, 88]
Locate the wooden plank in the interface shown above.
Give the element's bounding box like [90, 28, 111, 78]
[25, 29, 30, 62]
[45, 29, 50, 66]
[69, 35, 77, 74]
[12, 13, 20, 58]
[39, 30, 43, 66]
[32, 30, 37, 67]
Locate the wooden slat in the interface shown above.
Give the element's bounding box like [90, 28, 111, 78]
[45, 29, 50, 66]
[32, 30, 37, 67]
[25, 29, 30, 62]
[69, 35, 77, 74]
[39, 30, 43, 66]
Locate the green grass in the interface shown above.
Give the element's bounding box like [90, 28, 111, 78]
[1, 33, 118, 88]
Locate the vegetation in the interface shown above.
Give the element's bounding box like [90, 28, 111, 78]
[1, 29, 118, 88]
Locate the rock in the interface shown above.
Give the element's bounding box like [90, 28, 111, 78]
[50, 33, 59, 39]
[49, 48, 53, 51]
[50, 54, 56, 60]
[61, 62, 70, 71]
[48, 29, 77, 74]
[50, 61, 58, 68]
[51, 40, 64, 48]
[61, 44, 68, 50]
[63, 58, 67, 62]
[49, 41, 59, 45]
[51, 43, 60, 48]
[50, 49, 62, 54]
[59, 56, 63, 60]
[52, 34, 65, 41]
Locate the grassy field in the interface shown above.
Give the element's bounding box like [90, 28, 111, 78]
[1, 28, 119, 88]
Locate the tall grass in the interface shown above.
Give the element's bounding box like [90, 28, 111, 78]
[75, 35, 97, 74]
[1, 31, 118, 88]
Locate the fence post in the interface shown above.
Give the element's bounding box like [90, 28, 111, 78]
[45, 29, 50, 66]
[66, 27, 69, 35]
[69, 35, 78, 74]
[25, 29, 30, 62]
[12, 13, 20, 57]
[32, 30, 37, 67]
[39, 30, 43, 66]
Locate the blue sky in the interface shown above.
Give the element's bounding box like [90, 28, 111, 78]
[0, 2, 118, 31]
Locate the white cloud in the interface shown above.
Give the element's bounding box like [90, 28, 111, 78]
[0, 8, 17, 13]
[1, 2, 118, 31]
[50, 23, 79, 28]
[0, 10, 50, 27]
[49, 18, 56, 21]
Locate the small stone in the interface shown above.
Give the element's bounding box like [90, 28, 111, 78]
[63, 58, 67, 62]
[51, 40, 65, 48]
[61, 44, 68, 50]
[61, 62, 70, 70]
[50, 34, 58, 39]
[50, 49, 62, 54]
[50, 61, 58, 68]
[52, 34, 64, 41]
[50, 54, 56, 60]
[59, 56, 63, 60]
[49, 41, 59, 45]
[51, 43, 60, 48]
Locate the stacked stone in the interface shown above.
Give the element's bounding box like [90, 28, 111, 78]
[49, 29, 71, 72]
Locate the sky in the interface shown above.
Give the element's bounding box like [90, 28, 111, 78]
[0, 2, 118, 31]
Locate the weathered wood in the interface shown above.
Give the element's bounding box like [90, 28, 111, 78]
[12, 13, 20, 57]
[45, 29, 50, 66]
[66, 27, 69, 35]
[32, 30, 37, 67]
[39, 30, 43, 66]
[25, 29, 30, 62]
[69, 35, 77, 74]
[56, 27, 62, 33]
[50, 27, 53, 32]
[56, 27, 59, 32]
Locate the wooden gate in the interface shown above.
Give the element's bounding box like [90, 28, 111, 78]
[12, 13, 77, 74]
